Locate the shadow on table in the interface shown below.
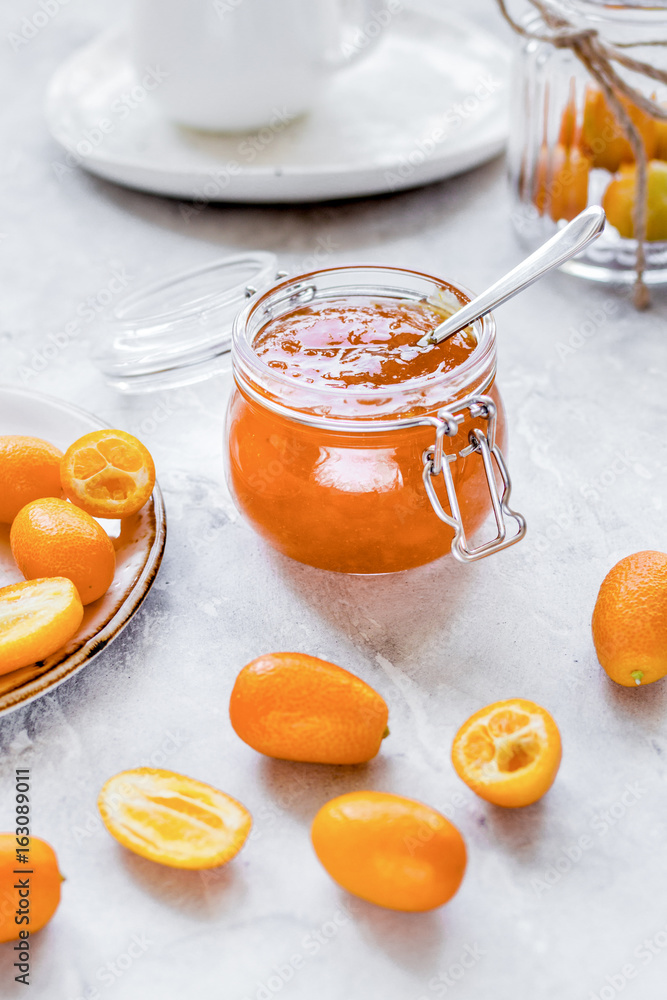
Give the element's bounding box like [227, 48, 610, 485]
[80, 155, 504, 261]
[117, 844, 247, 919]
[261, 544, 481, 675]
[476, 798, 549, 860]
[256, 754, 395, 827]
[341, 890, 446, 972]
[601, 673, 667, 726]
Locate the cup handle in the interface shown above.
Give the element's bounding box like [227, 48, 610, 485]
[328, 0, 391, 70]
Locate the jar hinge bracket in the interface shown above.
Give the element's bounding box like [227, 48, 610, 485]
[422, 395, 527, 563]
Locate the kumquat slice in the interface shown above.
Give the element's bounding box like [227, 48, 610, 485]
[61, 429, 155, 519]
[97, 768, 252, 869]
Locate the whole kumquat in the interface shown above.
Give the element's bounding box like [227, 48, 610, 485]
[547, 145, 591, 223]
[451, 699, 562, 808]
[0, 835, 63, 942]
[0, 578, 83, 675]
[10, 498, 115, 605]
[229, 652, 389, 764]
[533, 143, 591, 223]
[60, 429, 155, 519]
[602, 161, 667, 241]
[0, 436, 63, 523]
[311, 791, 467, 912]
[98, 769, 252, 869]
[581, 86, 656, 172]
[592, 550, 667, 687]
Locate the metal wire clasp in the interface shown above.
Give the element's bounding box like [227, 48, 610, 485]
[421, 395, 526, 563]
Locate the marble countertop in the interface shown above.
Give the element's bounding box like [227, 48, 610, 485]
[1, 1, 667, 998]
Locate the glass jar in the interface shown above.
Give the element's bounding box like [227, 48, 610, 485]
[225, 265, 526, 574]
[509, 0, 667, 283]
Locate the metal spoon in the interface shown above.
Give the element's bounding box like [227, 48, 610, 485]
[418, 205, 606, 347]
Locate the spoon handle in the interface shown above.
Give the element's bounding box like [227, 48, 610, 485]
[420, 205, 606, 347]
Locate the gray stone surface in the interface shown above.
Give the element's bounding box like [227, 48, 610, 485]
[1, 1, 667, 999]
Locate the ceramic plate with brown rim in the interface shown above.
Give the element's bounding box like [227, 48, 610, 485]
[0, 385, 166, 717]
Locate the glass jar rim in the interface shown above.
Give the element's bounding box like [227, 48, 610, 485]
[231, 264, 498, 430]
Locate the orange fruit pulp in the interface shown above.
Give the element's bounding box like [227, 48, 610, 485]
[10, 497, 116, 605]
[592, 550, 667, 687]
[0, 436, 63, 523]
[0, 835, 63, 942]
[97, 769, 252, 869]
[229, 652, 389, 764]
[0, 578, 83, 675]
[311, 791, 467, 912]
[451, 699, 562, 808]
[60, 429, 155, 519]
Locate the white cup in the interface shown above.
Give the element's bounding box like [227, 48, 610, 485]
[131, 0, 384, 133]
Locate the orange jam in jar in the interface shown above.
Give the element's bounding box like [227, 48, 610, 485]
[252, 297, 477, 388]
[225, 266, 524, 574]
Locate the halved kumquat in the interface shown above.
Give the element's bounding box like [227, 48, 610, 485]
[451, 699, 562, 808]
[0, 578, 83, 675]
[311, 791, 467, 912]
[61, 429, 155, 519]
[97, 768, 252, 869]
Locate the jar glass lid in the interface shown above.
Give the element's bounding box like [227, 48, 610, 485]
[93, 252, 278, 393]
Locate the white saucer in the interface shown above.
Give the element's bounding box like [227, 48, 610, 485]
[45, 4, 510, 203]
